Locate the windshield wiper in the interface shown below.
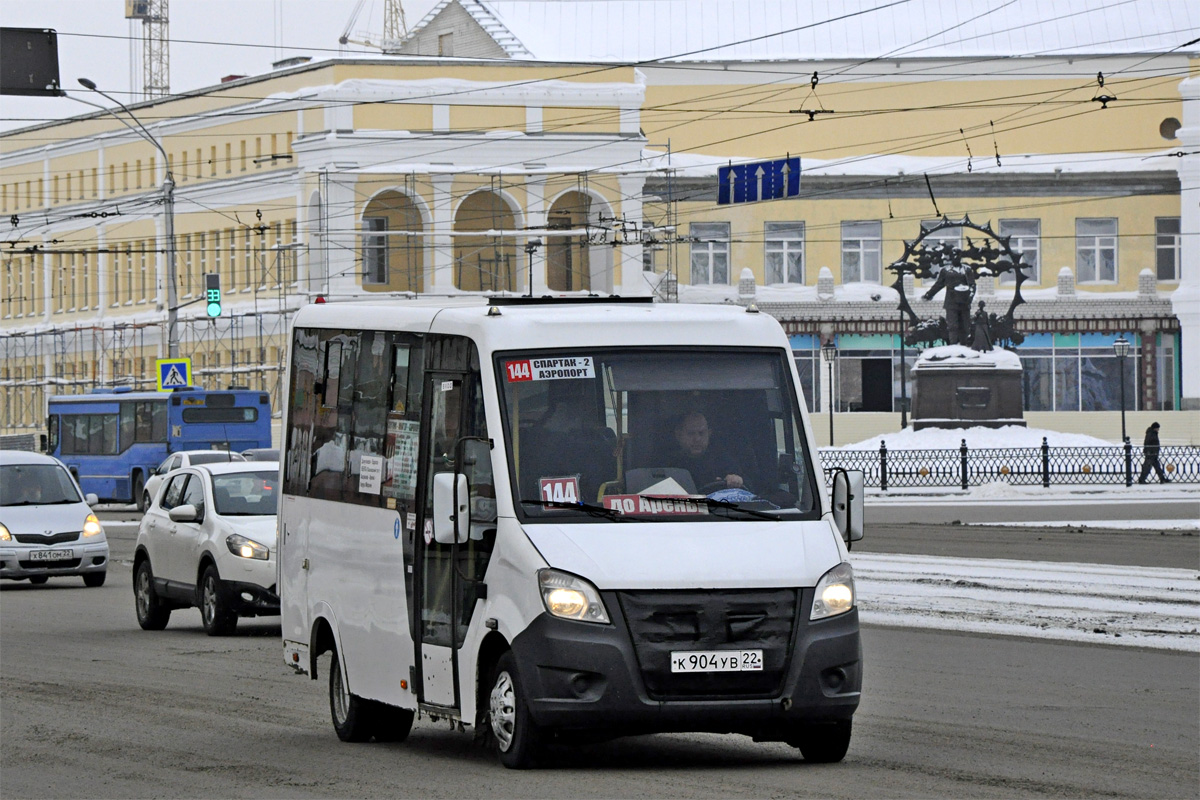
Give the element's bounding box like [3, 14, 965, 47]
[1, 499, 76, 506]
[639, 494, 780, 521]
[521, 498, 627, 522]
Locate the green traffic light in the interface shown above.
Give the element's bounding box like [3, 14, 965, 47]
[206, 301, 222, 317]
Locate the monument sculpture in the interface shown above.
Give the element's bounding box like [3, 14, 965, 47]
[888, 217, 1030, 430]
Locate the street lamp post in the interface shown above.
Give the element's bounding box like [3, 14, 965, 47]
[1113, 336, 1130, 442]
[524, 238, 542, 297]
[77, 78, 179, 358]
[899, 308, 909, 429]
[822, 339, 837, 447]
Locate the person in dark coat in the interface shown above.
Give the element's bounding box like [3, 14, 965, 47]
[1137, 422, 1170, 483]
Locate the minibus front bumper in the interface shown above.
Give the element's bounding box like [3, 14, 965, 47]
[509, 587, 861, 737]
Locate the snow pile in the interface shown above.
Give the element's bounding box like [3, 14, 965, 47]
[913, 344, 1023, 371]
[851, 553, 1200, 652]
[842, 424, 1114, 450]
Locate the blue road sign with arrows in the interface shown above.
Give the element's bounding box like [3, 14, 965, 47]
[717, 157, 801, 205]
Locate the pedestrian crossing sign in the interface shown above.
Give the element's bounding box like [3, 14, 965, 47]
[156, 358, 192, 391]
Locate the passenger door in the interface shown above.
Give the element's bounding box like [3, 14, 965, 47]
[415, 366, 497, 711]
[143, 472, 187, 575]
[416, 372, 463, 708]
[164, 472, 207, 588]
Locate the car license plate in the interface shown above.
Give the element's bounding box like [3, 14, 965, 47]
[30, 549, 73, 562]
[670, 649, 763, 673]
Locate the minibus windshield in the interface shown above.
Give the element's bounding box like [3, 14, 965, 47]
[496, 348, 820, 522]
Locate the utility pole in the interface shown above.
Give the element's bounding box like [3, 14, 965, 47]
[77, 78, 178, 357]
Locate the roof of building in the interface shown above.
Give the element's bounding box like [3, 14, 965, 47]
[406, 0, 1200, 63]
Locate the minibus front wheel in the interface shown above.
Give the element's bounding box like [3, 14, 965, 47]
[488, 651, 543, 769]
[787, 719, 852, 763]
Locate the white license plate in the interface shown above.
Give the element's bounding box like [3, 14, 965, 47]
[30, 549, 73, 562]
[671, 649, 763, 673]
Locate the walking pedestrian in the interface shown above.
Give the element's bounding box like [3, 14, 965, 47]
[1137, 422, 1171, 484]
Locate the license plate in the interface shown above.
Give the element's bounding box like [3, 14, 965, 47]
[30, 549, 73, 562]
[671, 649, 763, 673]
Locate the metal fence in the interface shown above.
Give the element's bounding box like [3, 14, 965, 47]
[819, 439, 1200, 489]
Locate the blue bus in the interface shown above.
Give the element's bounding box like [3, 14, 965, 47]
[46, 387, 272, 506]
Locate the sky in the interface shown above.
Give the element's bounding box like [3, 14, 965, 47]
[0, 0, 441, 132]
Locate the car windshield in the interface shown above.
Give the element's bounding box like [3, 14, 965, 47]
[211, 471, 278, 516]
[190, 451, 244, 465]
[0, 464, 83, 506]
[496, 348, 820, 523]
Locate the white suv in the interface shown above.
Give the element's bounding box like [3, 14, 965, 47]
[133, 461, 279, 635]
[0, 451, 109, 587]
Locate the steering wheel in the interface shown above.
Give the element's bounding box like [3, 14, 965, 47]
[698, 479, 728, 494]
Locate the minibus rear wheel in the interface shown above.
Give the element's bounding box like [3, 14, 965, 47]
[329, 650, 375, 742]
[789, 719, 852, 763]
[488, 651, 543, 769]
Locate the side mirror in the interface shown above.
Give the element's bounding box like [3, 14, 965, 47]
[169, 504, 199, 523]
[831, 469, 864, 546]
[432, 472, 469, 545]
[84, 493, 99, 507]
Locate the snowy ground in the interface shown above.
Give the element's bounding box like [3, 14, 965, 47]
[840, 424, 1116, 450]
[852, 552, 1200, 653]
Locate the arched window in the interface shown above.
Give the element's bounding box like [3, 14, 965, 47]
[360, 191, 424, 292]
[454, 191, 516, 292]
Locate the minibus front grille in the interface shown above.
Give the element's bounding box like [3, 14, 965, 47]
[616, 588, 798, 699]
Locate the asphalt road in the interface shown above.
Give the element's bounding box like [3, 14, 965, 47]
[1, 513, 1196, 798]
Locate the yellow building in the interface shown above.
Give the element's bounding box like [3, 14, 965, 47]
[1, 58, 648, 436]
[3, 0, 1198, 443]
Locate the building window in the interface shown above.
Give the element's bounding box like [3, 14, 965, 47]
[689, 222, 730, 285]
[1076, 218, 1117, 283]
[841, 220, 881, 283]
[363, 216, 388, 285]
[1156, 217, 1180, 282]
[999, 219, 1041, 284]
[438, 33, 454, 57]
[764, 222, 804, 284]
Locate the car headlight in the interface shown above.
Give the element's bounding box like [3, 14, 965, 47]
[811, 562, 855, 620]
[226, 533, 269, 560]
[0, 522, 10, 542]
[538, 568, 610, 624]
[82, 513, 104, 537]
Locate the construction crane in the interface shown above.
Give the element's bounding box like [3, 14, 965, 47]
[339, 0, 409, 54]
[125, 0, 169, 100]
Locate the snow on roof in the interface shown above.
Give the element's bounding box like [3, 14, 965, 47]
[639, 148, 1184, 179]
[459, 0, 1198, 63]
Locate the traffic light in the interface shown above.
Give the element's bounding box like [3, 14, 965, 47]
[205, 273, 222, 317]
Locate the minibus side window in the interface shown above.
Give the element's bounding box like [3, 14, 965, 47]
[283, 327, 319, 496]
[344, 331, 387, 499]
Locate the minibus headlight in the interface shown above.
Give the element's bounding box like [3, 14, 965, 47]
[538, 569, 610, 624]
[0, 522, 10, 542]
[226, 533, 269, 560]
[82, 514, 104, 537]
[811, 562, 855, 620]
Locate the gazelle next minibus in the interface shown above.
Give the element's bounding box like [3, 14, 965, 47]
[278, 296, 864, 768]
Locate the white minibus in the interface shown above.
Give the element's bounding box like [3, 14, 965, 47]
[278, 297, 864, 768]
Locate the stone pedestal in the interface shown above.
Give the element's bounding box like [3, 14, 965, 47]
[911, 345, 1025, 430]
